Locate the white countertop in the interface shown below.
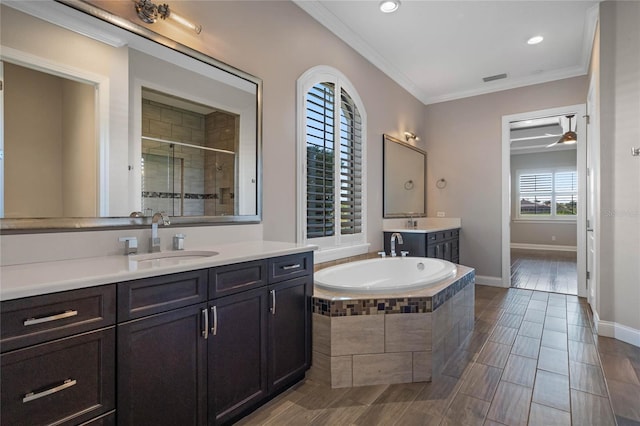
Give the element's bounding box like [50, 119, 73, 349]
[383, 225, 460, 234]
[382, 217, 461, 234]
[0, 241, 316, 301]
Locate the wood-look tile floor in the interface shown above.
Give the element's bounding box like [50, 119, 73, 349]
[511, 249, 578, 295]
[236, 285, 640, 426]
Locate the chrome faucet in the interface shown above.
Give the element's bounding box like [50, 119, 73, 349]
[390, 232, 404, 257]
[150, 212, 170, 252]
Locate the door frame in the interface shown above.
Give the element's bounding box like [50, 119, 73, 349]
[501, 104, 587, 297]
[586, 74, 600, 316]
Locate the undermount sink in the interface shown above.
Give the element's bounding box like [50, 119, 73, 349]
[130, 250, 219, 266]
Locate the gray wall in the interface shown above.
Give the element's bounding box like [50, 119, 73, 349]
[92, 0, 427, 252]
[510, 150, 577, 247]
[424, 76, 588, 280]
[4, 2, 638, 336]
[597, 1, 640, 331]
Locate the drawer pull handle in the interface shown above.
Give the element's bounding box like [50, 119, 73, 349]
[270, 290, 276, 315]
[24, 310, 78, 326]
[202, 308, 208, 339]
[282, 264, 301, 270]
[211, 306, 218, 336]
[23, 379, 77, 403]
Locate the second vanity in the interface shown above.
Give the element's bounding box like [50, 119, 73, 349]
[383, 218, 461, 263]
[0, 242, 315, 426]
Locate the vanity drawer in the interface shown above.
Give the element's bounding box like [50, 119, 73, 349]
[209, 260, 268, 298]
[1, 285, 116, 353]
[268, 252, 313, 284]
[1, 327, 115, 426]
[427, 232, 447, 244]
[118, 270, 208, 321]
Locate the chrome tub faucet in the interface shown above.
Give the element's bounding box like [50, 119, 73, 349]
[390, 232, 404, 257]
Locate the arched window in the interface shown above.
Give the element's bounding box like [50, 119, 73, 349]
[297, 66, 368, 261]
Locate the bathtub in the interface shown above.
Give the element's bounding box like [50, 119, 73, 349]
[314, 257, 457, 294]
[310, 258, 475, 388]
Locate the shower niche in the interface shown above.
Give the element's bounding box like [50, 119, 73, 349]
[141, 89, 238, 217]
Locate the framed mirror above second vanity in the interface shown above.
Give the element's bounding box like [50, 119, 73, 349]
[0, 0, 262, 232]
[382, 134, 426, 218]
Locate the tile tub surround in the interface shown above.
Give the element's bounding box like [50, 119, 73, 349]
[310, 267, 475, 388]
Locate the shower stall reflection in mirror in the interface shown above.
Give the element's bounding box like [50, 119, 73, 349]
[140, 88, 239, 217]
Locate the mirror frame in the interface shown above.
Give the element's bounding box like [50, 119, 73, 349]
[382, 134, 427, 218]
[0, 0, 262, 233]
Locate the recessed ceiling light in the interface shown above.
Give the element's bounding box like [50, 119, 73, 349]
[527, 35, 544, 45]
[379, 0, 400, 13]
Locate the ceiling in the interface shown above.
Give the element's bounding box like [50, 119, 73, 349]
[294, 1, 599, 105]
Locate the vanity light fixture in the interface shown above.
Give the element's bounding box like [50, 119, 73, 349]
[134, 0, 202, 34]
[527, 35, 544, 45]
[379, 0, 401, 13]
[404, 131, 419, 142]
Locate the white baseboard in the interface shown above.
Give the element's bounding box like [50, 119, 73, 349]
[511, 243, 577, 252]
[596, 318, 640, 348]
[475, 275, 506, 287]
[591, 308, 600, 334]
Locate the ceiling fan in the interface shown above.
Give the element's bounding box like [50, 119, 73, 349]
[546, 114, 577, 148]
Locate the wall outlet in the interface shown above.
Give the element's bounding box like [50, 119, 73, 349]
[551, 235, 556, 241]
[436, 211, 446, 217]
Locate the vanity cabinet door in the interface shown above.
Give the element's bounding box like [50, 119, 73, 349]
[208, 288, 269, 425]
[267, 275, 312, 393]
[117, 304, 207, 426]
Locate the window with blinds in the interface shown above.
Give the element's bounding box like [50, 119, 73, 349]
[517, 169, 577, 219]
[306, 82, 335, 238]
[304, 81, 363, 240]
[339, 89, 362, 235]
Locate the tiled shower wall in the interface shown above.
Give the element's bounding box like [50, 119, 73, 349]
[204, 111, 237, 216]
[141, 99, 238, 216]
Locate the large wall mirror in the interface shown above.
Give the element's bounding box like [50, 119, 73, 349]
[383, 134, 426, 218]
[0, 0, 261, 231]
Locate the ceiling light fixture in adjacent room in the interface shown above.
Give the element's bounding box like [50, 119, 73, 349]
[547, 115, 577, 147]
[557, 115, 577, 144]
[527, 35, 544, 45]
[134, 0, 202, 34]
[379, 0, 401, 13]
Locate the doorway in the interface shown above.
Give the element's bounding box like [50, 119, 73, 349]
[501, 105, 587, 297]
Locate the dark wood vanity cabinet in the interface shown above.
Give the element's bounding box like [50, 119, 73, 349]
[384, 229, 460, 263]
[0, 251, 313, 426]
[268, 275, 313, 394]
[115, 251, 313, 426]
[117, 303, 208, 425]
[209, 252, 313, 424]
[209, 287, 269, 424]
[0, 286, 116, 426]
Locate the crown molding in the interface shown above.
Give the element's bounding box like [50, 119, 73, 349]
[294, 0, 598, 106]
[292, 0, 429, 103]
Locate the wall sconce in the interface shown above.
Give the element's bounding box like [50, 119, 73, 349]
[404, 131, 419, 142]
[134, 0, 202, 34]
